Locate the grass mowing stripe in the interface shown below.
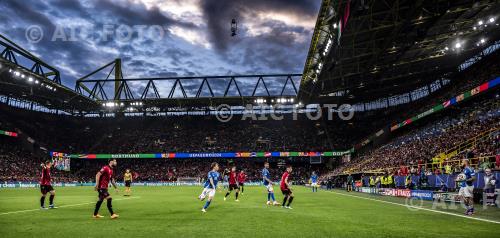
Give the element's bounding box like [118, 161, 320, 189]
[327, 190, 500, 225]
[0, 196, 140, 216]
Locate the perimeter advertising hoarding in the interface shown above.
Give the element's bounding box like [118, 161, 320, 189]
[50, 151, 351, 159]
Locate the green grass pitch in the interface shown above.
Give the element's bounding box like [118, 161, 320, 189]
[0, 186, 499, 237]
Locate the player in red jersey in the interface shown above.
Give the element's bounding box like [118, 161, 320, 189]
[280, 165, 294, 209]
[224, 166, 240, 201]
[93, 159, 119, 219]
[238, 170, 247, 194]
[40, 161, 57, 209]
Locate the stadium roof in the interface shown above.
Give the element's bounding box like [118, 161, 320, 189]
[0, 35, 99, 113]
[299, 0, 500, 104]
[2, 1, 500, 114]
[0, 34, 301, 114]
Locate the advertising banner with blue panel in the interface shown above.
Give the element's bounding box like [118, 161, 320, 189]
[395, 172, 499, 189]
[427, 175, 436, 187]
[362, 177, 369, 186]
[395, 176, 406, 187]
[411, 175, 420, 186]
[411, 190, 434, 200]
[435, 174, 454, 188]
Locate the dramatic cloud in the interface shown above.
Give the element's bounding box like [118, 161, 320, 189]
[201, 0, 318, 52]
[0, 0, 320, 97]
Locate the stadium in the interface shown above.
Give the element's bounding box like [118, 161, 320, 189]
[0, 0, 499, 237]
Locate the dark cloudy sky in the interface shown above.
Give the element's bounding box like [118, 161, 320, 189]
[0, 0, 320, 96]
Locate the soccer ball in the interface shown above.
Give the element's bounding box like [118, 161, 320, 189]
[456, 173, 466, 182]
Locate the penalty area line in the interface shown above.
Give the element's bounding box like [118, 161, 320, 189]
[327, 191, 500, 225]
[0, 196, 140, 216]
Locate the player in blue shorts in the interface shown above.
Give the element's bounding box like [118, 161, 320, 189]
[262, 162, 279, 206]
[311, 172, 318, 192]
[198, 162, 220, 213]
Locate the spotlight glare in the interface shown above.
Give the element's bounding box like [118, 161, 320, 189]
[455, 42, 461, 48]
[489, 17, 495, 23]
[478, 20, 483, 25]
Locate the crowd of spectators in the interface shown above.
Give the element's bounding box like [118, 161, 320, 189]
[0, 140, 324, 183]
[333, 95, 499, 176]
[0, 138, 40, 182]
[68, 157, 325, 183]
[0, 137, 81, 182]
[1, 51, 499, 184]
[1, 95, 498, 183]
[0, 105, 357, 153]
[353, 48, 500, 142]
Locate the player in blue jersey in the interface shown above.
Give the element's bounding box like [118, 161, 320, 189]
[311, 172, 318, 192]
[198, 162, 220, 212]
[456, 159, 476, 215]
[262, 162, 279, 206]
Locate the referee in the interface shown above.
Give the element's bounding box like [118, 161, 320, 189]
[124, 169, 133, 196]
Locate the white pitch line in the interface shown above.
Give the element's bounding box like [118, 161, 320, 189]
[327, 191, 500, 225]
[0, 196, 140, 216]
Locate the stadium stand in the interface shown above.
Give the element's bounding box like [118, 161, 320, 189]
[1, 1, 500, 236]
[0, 107, 350, 153]
[0, 0, 498, 194]
[320, 49, 500, 178]
[1, 52, 499, 184]
[333, 94, 499, 176]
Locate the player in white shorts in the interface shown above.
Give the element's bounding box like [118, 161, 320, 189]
[199, 187, 216, 200]
[456, 159, 476, 215]
[311, 172, 319, 192]
[262, 162, 279, 205]
[199, 162, 220, 212]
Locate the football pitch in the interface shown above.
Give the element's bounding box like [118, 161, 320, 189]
[0, 186, 499, 238]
